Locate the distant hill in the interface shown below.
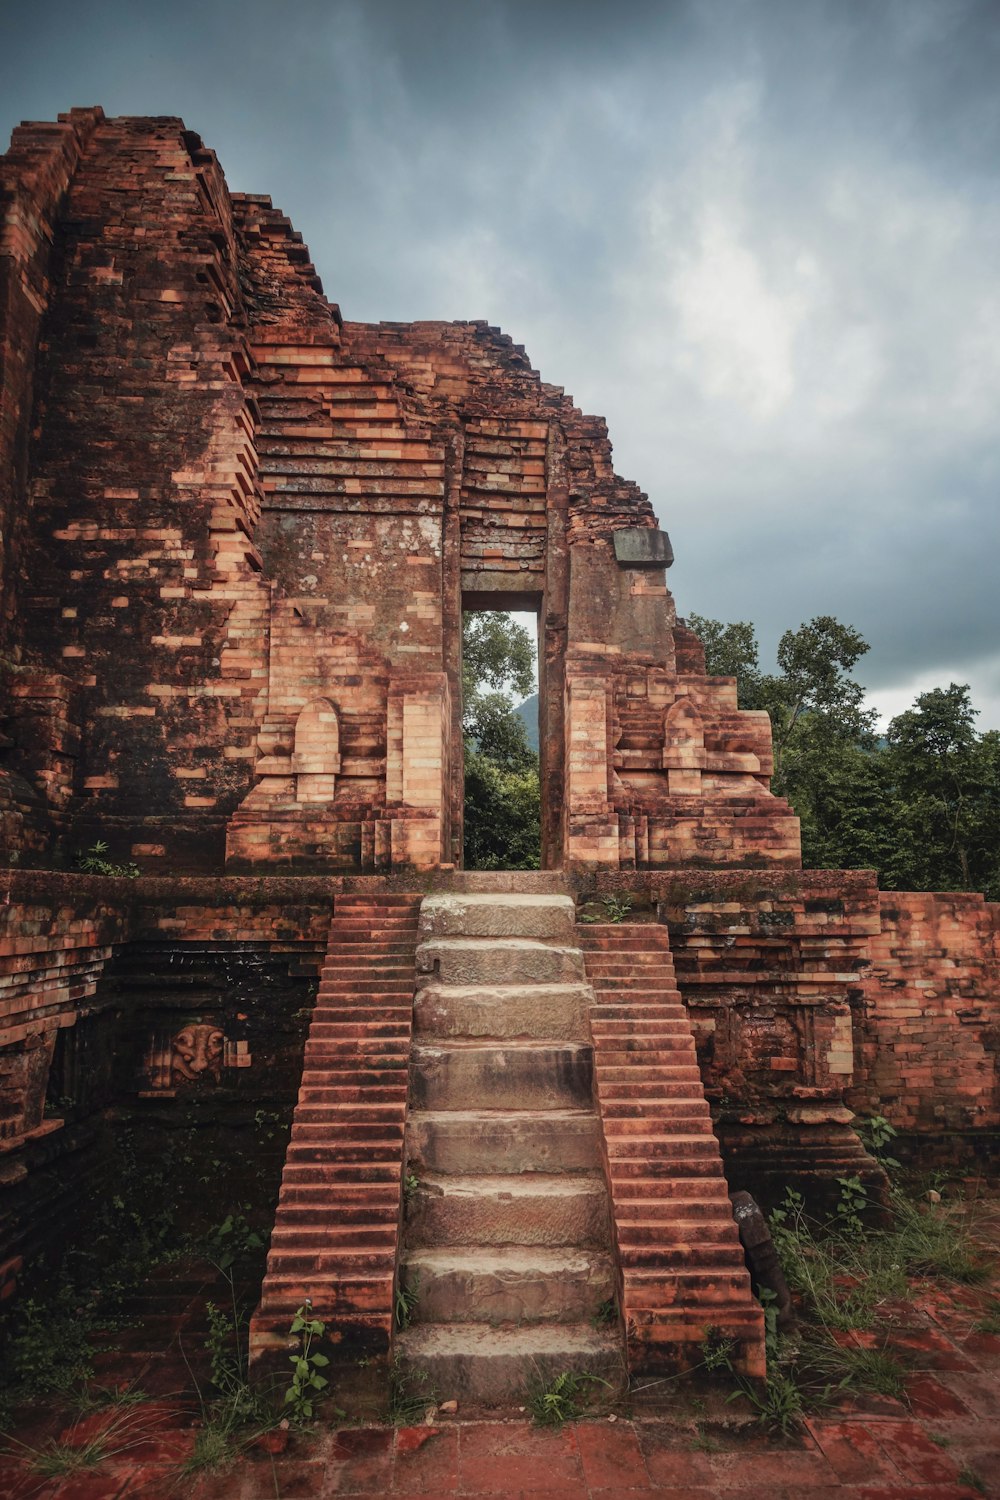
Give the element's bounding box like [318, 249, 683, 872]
[516, 693, 539, 751]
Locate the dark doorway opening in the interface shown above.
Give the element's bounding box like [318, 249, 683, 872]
[461, 609, 540, 869]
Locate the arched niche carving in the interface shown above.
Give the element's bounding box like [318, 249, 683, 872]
[662, 695, 706, 792]
[291, 697, 341, 805]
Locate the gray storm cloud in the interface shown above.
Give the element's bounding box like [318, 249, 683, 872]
[3, 0, 998, 725]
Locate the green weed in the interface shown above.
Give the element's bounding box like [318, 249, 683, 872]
[74, 840, 140, 878]
[395, 1277, 419, 1331]
[592, 1297, 618, 1328]
[526, 1369, 610, 1426]
[387, 1358, 434, 1425]
[284, 1303, 331, 1424]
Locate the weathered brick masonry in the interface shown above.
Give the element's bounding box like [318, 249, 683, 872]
[0, 111, 996, 1384]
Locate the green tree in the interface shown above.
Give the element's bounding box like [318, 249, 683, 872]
[462, 613, 540, 869]
[686, 615, 765, 709]
[883, 685, 1000, 897]
[687, 614, 1000, 898]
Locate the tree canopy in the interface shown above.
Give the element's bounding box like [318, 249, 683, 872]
[688, 613, 1000, 900]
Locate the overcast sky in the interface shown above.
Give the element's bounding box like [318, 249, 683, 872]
[3, 0, 998, 727]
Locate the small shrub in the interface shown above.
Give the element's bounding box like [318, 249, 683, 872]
[601, 894, 633, 923]
[75, 840, 140, 878]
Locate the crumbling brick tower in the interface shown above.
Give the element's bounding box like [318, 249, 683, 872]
[0, 108, 799, 879]
[0, 111, 996, 1388]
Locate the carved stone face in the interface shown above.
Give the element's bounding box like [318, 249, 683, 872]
[170, 1024, 224, 1084]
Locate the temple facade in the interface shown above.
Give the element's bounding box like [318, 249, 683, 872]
[0, 110, 996, 1389]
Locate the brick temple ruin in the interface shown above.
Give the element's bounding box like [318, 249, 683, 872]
[0, 108, 997, 1399]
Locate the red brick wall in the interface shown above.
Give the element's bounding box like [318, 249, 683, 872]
[851, 891, 1000, 1132]
[0, 107, 104, 646]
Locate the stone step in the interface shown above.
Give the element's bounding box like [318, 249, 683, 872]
[590, 1019, 693, 1036]
[294, 1100, 405, 1119]
[597, 1077, 704, 1096]
[298, 1072, 407, 1091]
[272, 1198, 399, 1225]
[584, 950, 672, 967]
[591, 1004, 687, 1018]
[304, 1041, 410, 1061]
[289, 1122, 405, 1145]
[418, 893, 577, 941]
[432, 872, 569, 894]
[325, 921, 419, 934]
[323, 937, 416, 951]
[308, 1022, 409, 1040]
[280, 1161, 402, 1185]
[416, 937, 585, 987]
[605, 1134, 717, 1160]
[607, 1182, 732, 1212]
[275, 1184, 400, 1209]
[270, 1225, 395, 1250]
[622, 1267, 752, 1303]
[406, 1108, 602, 1175]
[618, 1247, 746, 1277]
[408, 1172, 611, 1248]
[309, 1012, 409, 1030]
[580, 936, 673, 953]
[394, 1322, 623, 1407]
[590, 1062, 701, 1086]
[400, 1246, 615, 1325]
[414, 982, 590, 1042]
[258, 1272, 392, 1318]
[602, 1109, 712, 1132]
[608, 1157, 724, 1180]
[296, 1084, 407, 1104]
[265, 1245, 396, 1276]
[617, 1217, 738, 1245]
[410, 1042, 594, 1111]
[593, 1050, 698, 1070]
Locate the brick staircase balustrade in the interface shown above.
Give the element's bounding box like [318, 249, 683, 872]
[580, 922, 765, 1378]
[249, 893, 422, 1363]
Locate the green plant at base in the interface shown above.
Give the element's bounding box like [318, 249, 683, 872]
[732, 1368, 804, 1436]
[74, 840, 140, 878]
[0, 1285, 95, 1421]
[601, 894, 633, 923]
[395, 1277, 419, 1331]
[855, 1113, 902, 1171]
[803, 1338, 907, 1401]
[204, 1211, 265, 1272]
[959, 1464, 987, 1495]
[526, 1369, 610, 1426]
[699, 1327, 737, 1375]
[403, 1171, 420, 1203]
[284, 1303, 330, 1423]
[5, 1406, 165, 1478]
[388, 1358, 433, 1425]
[592, 1297, 618, 1329]
[834, 1175, 868, 1237]
[746, 1175, 987, 1434]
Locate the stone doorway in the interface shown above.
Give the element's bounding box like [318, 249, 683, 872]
[459, 605, 542, 870]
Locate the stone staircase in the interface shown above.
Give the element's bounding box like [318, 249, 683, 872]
[580, 921, 765, 1378]
[249, 892, 421, 1363]
[395, 890, 624, 1407]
